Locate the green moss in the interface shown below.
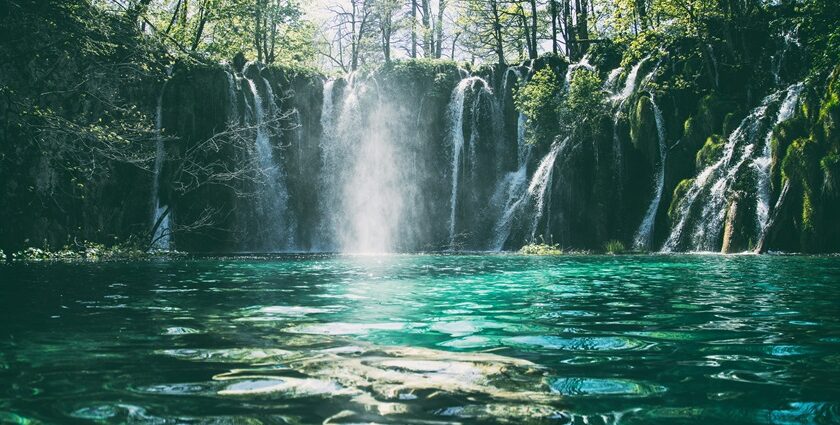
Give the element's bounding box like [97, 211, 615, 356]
[630, 95, 658, 163]
[669, 178, 695, 223]
[802, 191, 815, 234]
[771, 117, 809, 191]
[821, 153, 840, 196]
[782, 137, 820, 192]
[818, 85, 839, 144]
[696, 135, 726, 169]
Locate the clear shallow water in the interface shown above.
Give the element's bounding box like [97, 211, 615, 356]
[1, 254, 840, 424]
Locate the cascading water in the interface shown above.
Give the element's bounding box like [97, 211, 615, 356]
[608, 57, 651, 209]
[527, 137, 569, 241]
[564, 55, 595, 90]
[446, 76, 492, 248]
[150, 76, 172, 251]
[224, 68, 239, 125]
[317, 73, 414, 253]
[662, 83, 804, 252]
[755, 83, 804, 233]
[244, 75, 296, 251]
[611, 58, 649, 103]
[632, 97, 667, 250]
[490, 112, 531, 250]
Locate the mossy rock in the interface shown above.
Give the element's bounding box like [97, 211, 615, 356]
[818, 68, 840, 145]
[669, 178, 695, 223]
[696, 135, 726, 169]
[782, 137, 821, 192]
[821, 153, 840, 198]
[770, 116, 808, 191]
[629, 95, 659, 167]
[696, 94, 737, 135]
[681, 115, 707, 152]
[722, 111, 743, 135]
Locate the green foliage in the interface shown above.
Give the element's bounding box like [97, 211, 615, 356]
[696, 135, 726, 169]
[792, 0, 840, 76]
[603, 240, 626, 254]
[0, 250, 5, 262]
[519, 243, 563, 255]
[514, 68, 562, 145]
[560, 68, 609, 139]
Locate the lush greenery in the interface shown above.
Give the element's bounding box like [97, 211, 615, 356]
[1, 0, 839, 254]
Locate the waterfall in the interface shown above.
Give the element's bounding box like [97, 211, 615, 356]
[611, 57, 648, 104]
[244, 76, 295, 251]
[609, 57, 650, 209]
[662, 83, 804, 252]
[772, 30, 800, 85]
[314, 79, 336, 251]
[446, 76, 491, 249]
[632, 98, 667, 250]
[604, 67, 623, 92]
[527, 137, 569, 241]
[564, 55, 595, 90]
[317, 74, 409, 252]
[490, 113, 531, 250]
[150, 77, 171, 251]
[224, 68, 239, 124]
[755, 83, 804, 233]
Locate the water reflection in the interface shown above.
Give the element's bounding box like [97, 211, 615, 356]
[0, 254, 839, 424]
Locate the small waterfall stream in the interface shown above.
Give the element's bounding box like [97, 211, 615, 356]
[662, 83, 804, 252]
[755, 83, 804, 232]
[150, 77, 172, 250]
[527, 137, 569, 241]
[632, 97, 667, 250]
[244, 75, 295, 250]
[446, 76, 492, 248]
[490, 112, 531, 250]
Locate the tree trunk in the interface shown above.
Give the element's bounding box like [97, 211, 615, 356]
[254, 0, 263, 62]
[563, 0, 574, 58]
[529, 0, 538, 59]
[550, 0, 558, 54]
[575, 0, 589, 58]
[421, 0, 431, 57]
[411, 0, 417, 58]
[189, 0, 208, 52]
[435, 0, 446, 58]
[490, 0, 505, 65]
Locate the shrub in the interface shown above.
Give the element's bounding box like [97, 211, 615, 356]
[603, 240, 626, 254]
[519, 243, 563, 255]
[514, 67, 562, 146]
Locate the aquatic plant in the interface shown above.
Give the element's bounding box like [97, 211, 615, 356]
[604, 240, 627, 254]
[519, 242, 563, 255]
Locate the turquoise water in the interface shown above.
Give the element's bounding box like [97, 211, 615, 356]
[1, 254, 840, 424]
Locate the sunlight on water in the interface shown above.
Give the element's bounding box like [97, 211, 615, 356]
[1, 254, 840, 424]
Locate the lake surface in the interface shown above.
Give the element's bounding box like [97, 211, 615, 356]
[1, 254, 840, 424]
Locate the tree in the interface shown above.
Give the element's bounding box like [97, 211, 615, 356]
[459, 0, 509, 64]
[374, 0, 401, 63]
